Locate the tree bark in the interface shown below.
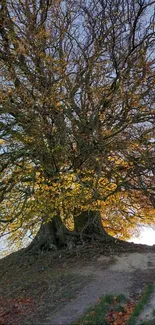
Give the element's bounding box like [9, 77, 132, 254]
[74, 210, 112, 240]
[25, 215, 69, 252]
[26, 211, 116, 253]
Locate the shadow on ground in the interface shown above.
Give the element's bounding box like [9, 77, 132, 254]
[1, 242, 155, 325]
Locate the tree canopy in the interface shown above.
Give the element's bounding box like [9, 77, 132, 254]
[0, 0, 155, 248]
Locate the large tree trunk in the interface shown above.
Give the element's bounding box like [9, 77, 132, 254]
[74, 210, 113, 241]
[25, 215, 69, 253]
[26, 211, 116, 253]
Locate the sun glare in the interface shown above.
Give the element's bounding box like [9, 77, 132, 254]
[130, 226, 155, 246]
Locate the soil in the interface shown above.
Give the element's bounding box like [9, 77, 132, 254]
[1, 241, 155, 325]
[136, 288, 155, 324]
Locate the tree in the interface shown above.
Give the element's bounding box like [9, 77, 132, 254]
[0, 0, 155, 251]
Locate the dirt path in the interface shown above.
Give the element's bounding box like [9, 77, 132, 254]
[1, 246, 155, 325]
[50, 252, 155, 325]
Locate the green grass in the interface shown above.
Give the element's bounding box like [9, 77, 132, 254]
[152, 309, 155, 316]
[73, 284, 154, 325]
[139, 319, 155, 325]
[127, 284, 154, 325]
[73, 293, 127, 325]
